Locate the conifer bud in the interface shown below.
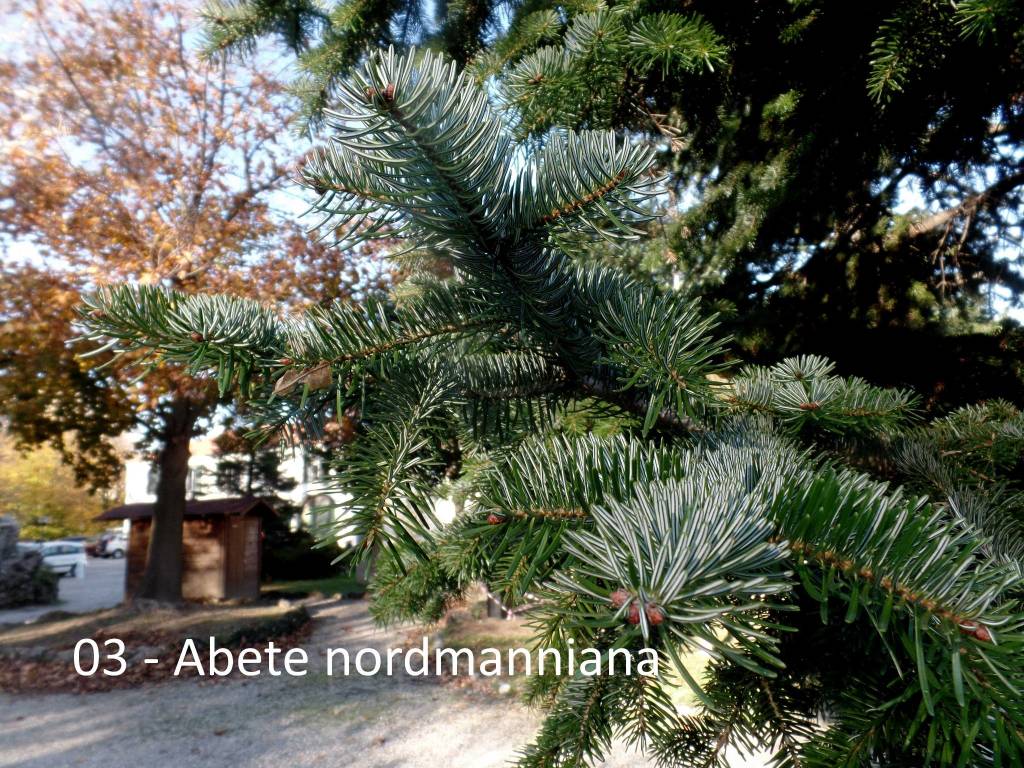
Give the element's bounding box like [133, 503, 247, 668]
[486, 513, 505, 525]
[190, 331, 203, 342]
[609, 589, 630, 609]
[626, 602, 641, 625]
[645, 604, 666, 626]
[961, 620, 992, 643]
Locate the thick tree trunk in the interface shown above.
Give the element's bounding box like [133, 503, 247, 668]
[136, 396, 196, 602]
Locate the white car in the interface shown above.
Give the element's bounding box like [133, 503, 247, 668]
[99, 533, 127, 559]
[40, 541, 87, 578]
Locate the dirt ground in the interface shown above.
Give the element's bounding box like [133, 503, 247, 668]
[0, 599, 768, 767]
[0, 600, 653, 767]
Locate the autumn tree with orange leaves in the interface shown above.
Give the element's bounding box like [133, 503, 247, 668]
[0, 0, 384, 601]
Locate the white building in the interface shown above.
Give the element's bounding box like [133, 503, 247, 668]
[121, 437, 458, 544]
[121, 437, 353, 542]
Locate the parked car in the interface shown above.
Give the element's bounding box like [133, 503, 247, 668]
[98, 533, 127, 559]
[39, 541, 87, 578]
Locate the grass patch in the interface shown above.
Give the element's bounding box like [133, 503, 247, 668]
[661, 648, 711, 711]
[436, 593, 710, 708]
[442, 612, 535, 653]
[262, 574, 365, 599]
[433, 600, 538, 695]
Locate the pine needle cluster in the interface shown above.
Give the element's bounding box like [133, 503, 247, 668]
[81, 49, 1024, 766]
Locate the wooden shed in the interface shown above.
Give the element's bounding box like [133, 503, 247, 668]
[98, 497, 272, 601]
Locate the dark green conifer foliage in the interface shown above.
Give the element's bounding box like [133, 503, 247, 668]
[201, 0, 1024, 404]
[81, 49, 1024, 766]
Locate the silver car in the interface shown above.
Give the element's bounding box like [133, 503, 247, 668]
[40, 540, 87, 578]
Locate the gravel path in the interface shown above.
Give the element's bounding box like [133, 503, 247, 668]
[0, 600, 655, 768]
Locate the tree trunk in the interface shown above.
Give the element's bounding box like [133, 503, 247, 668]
[136, 396, 196, 602]
[485, 588, 506, 619]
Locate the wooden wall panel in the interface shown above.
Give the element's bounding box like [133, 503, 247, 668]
[223, 516, 260, 600]
[181, 518, 225, 600]
[123, 514, 261, 602]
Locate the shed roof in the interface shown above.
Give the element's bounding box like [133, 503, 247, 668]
[97, 497, 274, 521]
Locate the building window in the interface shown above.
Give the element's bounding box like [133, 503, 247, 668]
[216, 463, 242, 495]
[147, 467, 159, 495]
[305, 457, 322, 484]
[187, 467, 217, 498]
